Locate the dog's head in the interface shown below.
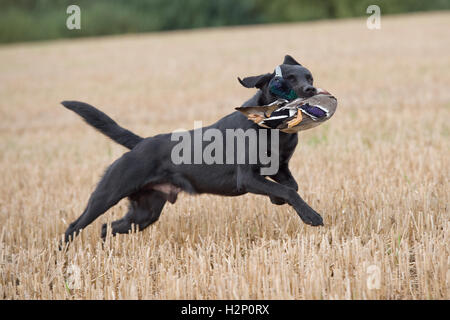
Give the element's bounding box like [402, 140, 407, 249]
[238, 55, 316, 105]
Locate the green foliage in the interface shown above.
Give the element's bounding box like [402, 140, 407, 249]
[0, 0, 448, 43]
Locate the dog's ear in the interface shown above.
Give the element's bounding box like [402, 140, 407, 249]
[283, 55, 301, 66]
[238, 73, 273, 89]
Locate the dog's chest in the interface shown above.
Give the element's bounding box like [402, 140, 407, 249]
[278, 133, 298, 163]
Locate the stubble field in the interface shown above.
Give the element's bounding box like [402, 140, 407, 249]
[0, 12, 449, 299]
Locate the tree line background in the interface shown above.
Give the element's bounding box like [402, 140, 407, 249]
[1, 0, 449, 43]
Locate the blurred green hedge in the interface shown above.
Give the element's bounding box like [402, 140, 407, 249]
[0, 0, 448, 43]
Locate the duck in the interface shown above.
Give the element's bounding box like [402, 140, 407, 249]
[236, 88, 337, 133]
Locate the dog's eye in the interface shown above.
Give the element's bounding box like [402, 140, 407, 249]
[306, 75, 313, 84]
[286, 75, 296, 82]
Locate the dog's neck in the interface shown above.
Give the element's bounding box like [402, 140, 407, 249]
[242, 87, 276, 108]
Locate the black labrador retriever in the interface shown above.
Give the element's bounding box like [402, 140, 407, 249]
[62, 55, 323, 243]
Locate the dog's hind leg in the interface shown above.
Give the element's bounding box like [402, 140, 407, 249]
[101, 191, 166, 238]
[64, 152, 148, 243]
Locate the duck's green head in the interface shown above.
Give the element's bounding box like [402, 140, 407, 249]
[268, 65, 298, 101]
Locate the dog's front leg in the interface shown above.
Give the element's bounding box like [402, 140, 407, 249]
[242, 170, 323, 226]
[269, 165, 298, 205]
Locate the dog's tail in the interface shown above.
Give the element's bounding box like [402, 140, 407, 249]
[61, 101, 144, 150]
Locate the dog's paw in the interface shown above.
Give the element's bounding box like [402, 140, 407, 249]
[100, 223, 108, 239]
[300, 210, 324, 227]
[58, 239, 68, 252]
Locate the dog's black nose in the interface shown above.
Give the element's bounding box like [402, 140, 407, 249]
[302, 85, 317, 97]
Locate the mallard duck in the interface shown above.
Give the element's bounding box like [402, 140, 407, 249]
[236, 88, 337, 133]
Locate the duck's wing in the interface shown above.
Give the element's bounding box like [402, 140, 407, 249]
[280, 90, 338, 132]
[300, 103, 329, 120]
[261, 106, 303, 129]
[235, 99, 288, 124]
[261, 113, 291, 129]
[299, 92, 337, 120]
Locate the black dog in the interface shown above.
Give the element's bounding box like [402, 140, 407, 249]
[62, 55, 323, 243]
